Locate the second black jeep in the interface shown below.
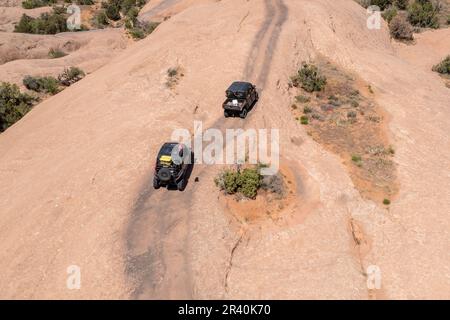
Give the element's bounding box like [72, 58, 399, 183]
[223, 81, 258, 119]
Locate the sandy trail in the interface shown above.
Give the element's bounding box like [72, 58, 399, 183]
[126, 0, 289, 299]
[0, 0, 449, 299]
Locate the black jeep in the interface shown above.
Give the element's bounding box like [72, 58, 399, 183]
[223, 81, 258, 119]
[153, 142, 193, 191]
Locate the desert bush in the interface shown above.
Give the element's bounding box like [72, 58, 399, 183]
[394, 0, 408, 9]
[103, 0, 147, 20]
[261, 173, 286, 198]
[215, 170, 239, 195]
[22, 0, 56, 9]
[352, 154, 363, 167]
[76, 0, 94, 4]
[105, 3, 121, 20]
[26, 76, 59, 94]
[215, 167, 262, 199]
[347, 110, 357, 118]
[94, 11, 109, 27]
[291, 63, 327, 93]
[407, 0, 440, 28]
[389, 15, 414, 40]
[0, 82, 35, 132]
[58, 67, 85, 86]
[14, 11, 67, 34]
[127, 21, 159, 40]
[295, 95, 311, 103]
[236, 168, 262, 199]
[303, 106, 313, 114]
[48, 48, 67, 58]
[382, 6, 398, 22]
[23, 75, 60, 95]
[432, 55, 450, 74]
[165, 66, 183, 87]
[300, 115, 309, 125]
[371, 0, 394, 10]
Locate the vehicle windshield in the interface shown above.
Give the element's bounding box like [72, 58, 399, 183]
[159, 143, 177, 156]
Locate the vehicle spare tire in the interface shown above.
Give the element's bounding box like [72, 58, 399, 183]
[157, 168, 172, 182]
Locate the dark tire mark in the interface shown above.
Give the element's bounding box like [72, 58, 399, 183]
[243, 0, 275, 81]
[243, 0, 288, 89]
[255, 0, 288, 88]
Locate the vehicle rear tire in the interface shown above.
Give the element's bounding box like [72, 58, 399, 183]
[224, 110, 229, 118]
[153, 177, 161, 189]
[255, 92, 259, 102]
[157, 168, 172, 183]
[239, 109, 248, 119]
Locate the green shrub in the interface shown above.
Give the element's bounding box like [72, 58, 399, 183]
[432, 55, 450, 75]
[295, 95, 311, 103]
[382, 6, 398, 23]
[236, 168, 261, 199]
[23, 75, 60, 95]
[347, 110, 357, 118]
[76, 0, 94, 4]
[407, 0, 440, 28]
[58, 67, 85, 86]
[128, 21, 160, 40]
[300, 115, 309, 125]
[292, 63, 327, 93]
[105, 3, 121, 21]
[48, 48, 67, 58]
[14, 11, 67, 34]
[394, 0, 408, 10]
[94, 11, 109, 27]
[352, 154, 363, 166]
[383, 198, 391, 205]
[22, 0, 56, 9]
[389, 15, 414, 40]
[0, 82, 35, 132]
[370, 0, 393, 10]
[303, 106, 313, 114]
[215, 167, 262, 199]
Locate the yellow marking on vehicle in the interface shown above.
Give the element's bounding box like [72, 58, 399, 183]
[159, 155, 172, 162]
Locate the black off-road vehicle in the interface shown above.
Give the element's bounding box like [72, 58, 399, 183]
[223, 81, 258, 119]
[153, 142, 193, 191]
